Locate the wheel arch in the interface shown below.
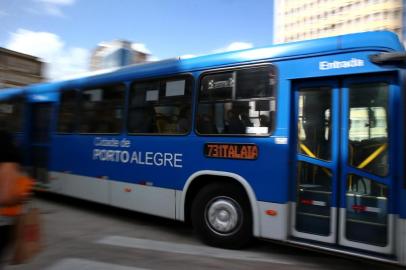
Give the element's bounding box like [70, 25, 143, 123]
[180, 170, 260, 237]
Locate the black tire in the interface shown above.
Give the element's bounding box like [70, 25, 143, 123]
[191, 182, 252, 249]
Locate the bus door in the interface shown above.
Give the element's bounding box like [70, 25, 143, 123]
[291, 77, 395, 254]
[28, 102, 53, 186]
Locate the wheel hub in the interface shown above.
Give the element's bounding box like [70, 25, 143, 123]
[206, 197, 241, 235]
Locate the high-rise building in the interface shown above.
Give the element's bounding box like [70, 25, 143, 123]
[273, 0, 403, 44]
[90, 40, 149, 71]
[0, 47, 43, 89]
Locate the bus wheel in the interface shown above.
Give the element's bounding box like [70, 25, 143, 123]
[191, 183, 252, 249]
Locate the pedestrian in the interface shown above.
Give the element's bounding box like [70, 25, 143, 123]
[0, 130, 31, 268]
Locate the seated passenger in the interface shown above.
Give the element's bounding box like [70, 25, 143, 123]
[240, 111, 252, 128]
[259, 115, 270, 127]
[225, 109, 245, 134]
[129, 107, 156, 133]
[177, 107, 191, 133]
[197, 113, 217, 134]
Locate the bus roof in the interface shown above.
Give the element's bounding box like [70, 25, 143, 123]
[0, 87, 24, 100]
[182, 30, 403, 68]
[12, 30, 405, 94]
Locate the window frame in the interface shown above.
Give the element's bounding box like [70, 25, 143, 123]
[195, 63, 277, 137]
[127, 73, 194, 136]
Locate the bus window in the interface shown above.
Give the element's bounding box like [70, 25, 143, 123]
[57, 90, 78, 133]
[348, 82, 389, 176]
[197, 65, 276, 135]
[128, 77, 192, 135]
[79, 84, 125, 134]
[0, 97, 24, 133]
[297, 87, 332, 161]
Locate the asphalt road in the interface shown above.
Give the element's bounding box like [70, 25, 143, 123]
[2, 193, 403, 270]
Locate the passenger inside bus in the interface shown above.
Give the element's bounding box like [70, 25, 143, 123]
[197, 113, 217, 134]
[259, 115, 270, 127]
[128, 106, 156, 133]
[224, 109, 246, 134]
[177, 106, 191, 133]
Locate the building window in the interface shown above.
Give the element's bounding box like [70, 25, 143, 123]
[128, 76, 192, 134]
[197, 65, 276, 136]
[79, 84, 125, 134]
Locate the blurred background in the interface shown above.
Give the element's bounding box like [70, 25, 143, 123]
[0, 0, 404, 88]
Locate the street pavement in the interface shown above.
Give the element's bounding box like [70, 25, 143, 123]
[3, 193, 403, 270]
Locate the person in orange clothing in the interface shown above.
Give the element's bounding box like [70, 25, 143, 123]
[0, 130, 31, 265]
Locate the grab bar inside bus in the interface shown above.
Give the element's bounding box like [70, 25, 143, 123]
[356, 143, 387, 169]
[299, 143, 332, 177]
[299, 142, 387, 180]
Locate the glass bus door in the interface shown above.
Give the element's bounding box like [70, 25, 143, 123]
[291, 77, 395, 254]
[291, 81, 339, 244]
[29, 102, 53, 186]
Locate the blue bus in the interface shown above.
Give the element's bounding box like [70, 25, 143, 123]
[1, 30, 406, 265]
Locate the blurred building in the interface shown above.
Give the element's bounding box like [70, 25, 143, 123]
[273, 0, 403, 44]
[90, 40, 149, 71]
[0, 47, 43, 89]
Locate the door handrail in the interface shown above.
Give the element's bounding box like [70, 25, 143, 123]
[299, 143, 332, 177]
[357, 143, 387, 169]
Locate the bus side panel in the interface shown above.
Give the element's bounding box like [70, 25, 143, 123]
[48, 135, 110, 204]
[50, 172, 110, 204]
[110, 180, 176, 219]
[49, 134, 292, 198]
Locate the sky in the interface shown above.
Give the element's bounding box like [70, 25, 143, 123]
[0, 0, 275, 80]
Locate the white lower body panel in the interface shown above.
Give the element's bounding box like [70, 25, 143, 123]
[110, 181, 175, 219]
[48, 172, 176, 219]
[257, 201, 289, 240]
[49, 172, 110, 204]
